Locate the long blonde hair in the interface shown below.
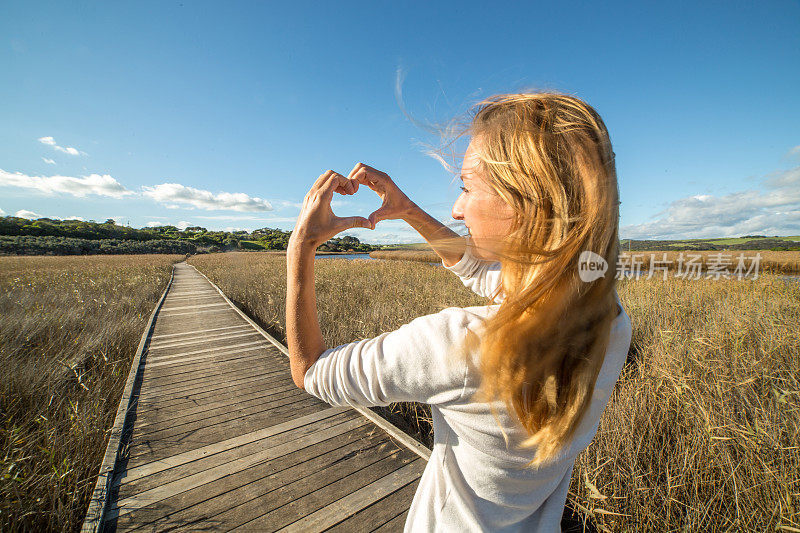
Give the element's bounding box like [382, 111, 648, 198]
[460, 92, 620, 465]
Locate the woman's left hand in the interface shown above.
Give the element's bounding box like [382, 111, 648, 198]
[289, 170, 372, 250]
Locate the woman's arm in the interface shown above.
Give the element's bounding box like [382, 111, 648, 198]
[348, 163, 466, 267]
[286, 170, 371, 389]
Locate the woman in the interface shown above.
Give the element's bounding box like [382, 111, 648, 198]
[285, 92, 632, 532]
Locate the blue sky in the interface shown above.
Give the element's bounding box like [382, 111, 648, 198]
[1, 1, 798, 243]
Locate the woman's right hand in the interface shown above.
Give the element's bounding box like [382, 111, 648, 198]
[347, 163, 418, 228]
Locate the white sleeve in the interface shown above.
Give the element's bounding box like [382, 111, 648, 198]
[303, 307, 478, 408]
[443, 244, 504, 303]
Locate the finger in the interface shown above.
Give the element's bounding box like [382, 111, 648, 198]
[346, 162, 365, 180]
[311, 170, 336, 191]
[320, 172, 350, 198]
[335, 215, 373, 231]
[334, 180, 354, 195]
[351, 167, 384, 191]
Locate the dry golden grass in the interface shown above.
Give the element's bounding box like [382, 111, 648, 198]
[0, 255, 181, 531]
[369, 250, 441, 262]
[190, 251, 800, 532]
[617, 250, 800, 275]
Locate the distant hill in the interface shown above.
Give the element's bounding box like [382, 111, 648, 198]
[619, 235, 800, 252]
[389, 236, 800, 252]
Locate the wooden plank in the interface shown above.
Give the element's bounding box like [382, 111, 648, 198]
[138, 368, 290, 402]
[117, 407, 353, 486]
[158, 302, 228, 312]
[134, 386, 305, 434]
[127, 396, 321, 455]
[113, 423, 386, 532]
[140, 354, 283, 385]
[277, 461, 424, 532]
[141, 351, 283, 383]
[137, 373, 302, 410]
[137, 368, 287, 402]
[112, 416, 379, 518]
[372, 510, 408, 532]
[146, 330, 260, 350]
[145, 344, 269, 368]
[323, 480, 419, 533]
[132, 392, 316, 442]
[120, 414, 367, 499]
[157, 307, 234, 318]
[146, 339, 268, 362]
[230, 451, 419, 531]
[149, 324, 249, 341]
[146, 338, 268, 360]
[149, 432, 402, 531]
[125, 401, 327, 463]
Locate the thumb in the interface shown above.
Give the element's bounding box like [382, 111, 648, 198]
[337, 216, 374, 231]
[368, 206, 391, 227]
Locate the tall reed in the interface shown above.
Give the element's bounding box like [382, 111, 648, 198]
[0, 255, 180, 531]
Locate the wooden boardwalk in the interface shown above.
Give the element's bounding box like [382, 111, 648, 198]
[85, 263, 428, 532]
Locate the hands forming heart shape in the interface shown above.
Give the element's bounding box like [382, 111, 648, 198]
[290, 163, 416, 250]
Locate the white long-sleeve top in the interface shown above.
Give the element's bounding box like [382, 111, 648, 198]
[304, 246, 632, 532]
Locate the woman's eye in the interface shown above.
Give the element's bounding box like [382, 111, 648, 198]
[460, 186, 469, 193]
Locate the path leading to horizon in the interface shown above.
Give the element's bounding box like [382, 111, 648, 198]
[95, 263, 427, 531]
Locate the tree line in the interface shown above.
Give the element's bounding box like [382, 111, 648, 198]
[0, 217, 381, 255]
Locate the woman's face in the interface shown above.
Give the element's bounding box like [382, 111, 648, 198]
[451, 138, 515, 261]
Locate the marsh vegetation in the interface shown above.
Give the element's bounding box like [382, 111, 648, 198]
[0, 255, 181, 530]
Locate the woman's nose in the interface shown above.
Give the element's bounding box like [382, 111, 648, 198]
[451, 194, 465, 220]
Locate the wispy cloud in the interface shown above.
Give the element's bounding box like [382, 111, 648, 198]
[141, 183, 273, 212]
[271, 199, 304, 210]
[0, 169, 132, 199]
[787, 145, 800, 159]
[38, 136, 86, 156]
[621, 166, 800, 240]
[42, 157, 56, 165]
[0, 207, 6, 216]
[15, 209, 42, 219]
[194, 214, 295, 222]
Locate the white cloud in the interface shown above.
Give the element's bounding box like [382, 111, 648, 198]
[788, 145, 800, 158]
[0, 207, 5, 216]
[64, 215, 84, 221]
[42, 157, 56, 165]
[177, 221, 191, 230]
[146, 221, 164, 227]
[141, 183, 273, 212]
[621, 166, 800, 240]
[0, 168, 132, 199]
[15, 209, 42, 219]
[38, 136, 86, 156]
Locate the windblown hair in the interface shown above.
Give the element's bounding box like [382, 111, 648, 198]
[460, 92, 620, 466]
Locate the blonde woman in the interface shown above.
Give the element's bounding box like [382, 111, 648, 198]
[286, 92, 632, 532]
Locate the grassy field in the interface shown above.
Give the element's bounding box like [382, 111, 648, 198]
[0, 255, 181, 531]
[371, 249, 800, 274]
[190, 252, 800, 532]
